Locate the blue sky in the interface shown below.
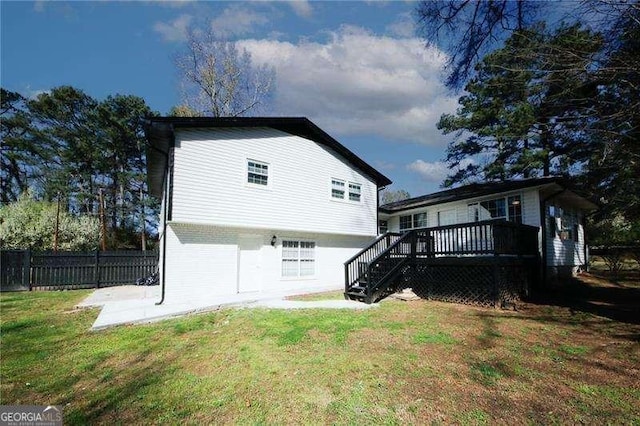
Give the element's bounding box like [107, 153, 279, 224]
[2, 0, 464, 196]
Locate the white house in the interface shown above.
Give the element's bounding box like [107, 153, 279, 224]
[379, 177, 598, 280]
[145, 117, 391, 303]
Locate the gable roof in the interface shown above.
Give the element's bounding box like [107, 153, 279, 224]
[380, 177, 598, 213]
[144, 117, 392, 198]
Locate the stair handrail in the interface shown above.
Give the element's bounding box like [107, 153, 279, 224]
[345, 231, 414, 293]
[344, 232, 401, 266]
[367, 231, 413, 267]
[361, 231, 415, 302]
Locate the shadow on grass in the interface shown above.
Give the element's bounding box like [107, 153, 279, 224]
[528, 273, 640, 326]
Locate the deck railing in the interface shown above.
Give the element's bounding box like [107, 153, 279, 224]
[345, 220, 539, 303]
[413, 219, 539, 257]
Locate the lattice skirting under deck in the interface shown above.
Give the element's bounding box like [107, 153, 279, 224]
[398, 257, 538, 307]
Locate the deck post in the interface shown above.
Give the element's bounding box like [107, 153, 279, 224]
[410, 231, 417, 259]
[493, 255, 500, 308]
[365, 263, 372, 304]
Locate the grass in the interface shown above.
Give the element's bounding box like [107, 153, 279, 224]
[1, 275, 639, 424]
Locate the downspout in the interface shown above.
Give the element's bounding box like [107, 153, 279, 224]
[156, 166, 169, 306]
[377, 186, 386, 235]
[539, 188, 566, 289]
[156, 140, 175, 306]
[144, 122, 173, 307]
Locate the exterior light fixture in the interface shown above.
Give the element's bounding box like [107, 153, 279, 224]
[271, 235, 277, 246]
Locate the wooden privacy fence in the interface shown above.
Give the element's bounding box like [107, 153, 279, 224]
[0, 250, 158, 292]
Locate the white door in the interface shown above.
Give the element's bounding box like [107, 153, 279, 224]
[238, 235, 262, 293]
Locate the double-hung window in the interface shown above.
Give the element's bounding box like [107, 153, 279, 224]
[399, 212, 428, 232]
[247, 160, 268, 186]
[331, 178, 362, 202]
[282, 240, 315, 277]
[468, 194, 522, 223]
[399, 215, 412, 231]
[331, 179, 345, 199]
[348, 183, 361, 202]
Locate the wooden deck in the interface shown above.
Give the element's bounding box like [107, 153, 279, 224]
[344, 220, 540, 305]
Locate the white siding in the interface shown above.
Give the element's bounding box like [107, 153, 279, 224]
[545, 201, 587, 269]
[163, 223, 371, 302]
[386, 188, 541, 232]
[171, 127, 377, 237]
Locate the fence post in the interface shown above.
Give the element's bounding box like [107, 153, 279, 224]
[94, 250, 100, 288]
[24, 249, 32, 291]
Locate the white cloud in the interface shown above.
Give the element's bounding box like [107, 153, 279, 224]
[210, 5, 269, 37]
[239, 26, 458, 145]
[288, 0, 313, 18]
[33, 1, 45, 13]
[386, 12, 415, 38]
[153, 14, 192, 42]
[407, 159, 474, 182]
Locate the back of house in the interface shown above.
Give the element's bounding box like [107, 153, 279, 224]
[145, 117, 391, 303]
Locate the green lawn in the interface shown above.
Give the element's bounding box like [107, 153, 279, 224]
[1, 277, 639, 424]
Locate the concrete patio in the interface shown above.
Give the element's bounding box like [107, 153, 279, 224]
[78, 284, 377, 330]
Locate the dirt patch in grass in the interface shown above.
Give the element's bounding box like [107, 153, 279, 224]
[1, 275, 639, 424]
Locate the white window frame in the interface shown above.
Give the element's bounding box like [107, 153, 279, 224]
[281, 239, 316, 278]
[348, 182, 362, 202]
[247, 159, 270, 188]
[399, 215, 413, 231]
[331, 179, 346, 200]
[399, 212, 428, 232]
[467, 193, 522, 223]
[378, 220, 389, 234]
[331, 179, 362, 203]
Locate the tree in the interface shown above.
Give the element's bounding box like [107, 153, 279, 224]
[439, 24, 603, 185]
[175, 28, 275, 117]
[95, 94, 158, 240]
[583, 6, 640, 222]
[1, 86, 160, 249]
[26, 86, 102, 211]
[414, 0, 543, 89]
[380, 189, 411, 205]
[1, 89, 39, 204]
[0, 191, 99, 251]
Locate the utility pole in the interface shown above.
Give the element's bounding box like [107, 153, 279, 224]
[140, 186, 146, 251]
[99, 189, 107, 251]
[53, 192, 61, 252]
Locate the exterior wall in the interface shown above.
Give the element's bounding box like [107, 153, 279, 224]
[544, 198, 587, 276]
[171, 127, 378, 237]
[385, 187, 541, 232]
[384, 187, 588, 277]
[163, 223, 372, 302]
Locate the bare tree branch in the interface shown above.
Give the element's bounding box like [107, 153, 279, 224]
[175, 26, 276, 117]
